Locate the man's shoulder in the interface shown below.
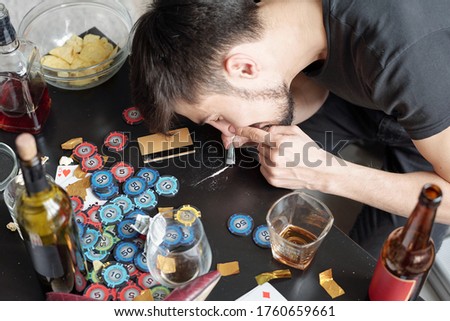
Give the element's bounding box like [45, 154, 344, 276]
[329, 0, 450, 68]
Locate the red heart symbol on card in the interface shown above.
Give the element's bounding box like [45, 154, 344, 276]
[62, 169, 71, 177]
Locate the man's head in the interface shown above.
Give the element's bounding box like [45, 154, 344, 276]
[131, 0, 266, 133]
[130, 0, 323, 136]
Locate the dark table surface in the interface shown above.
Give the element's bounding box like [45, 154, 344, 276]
[0, 62, 376, 301]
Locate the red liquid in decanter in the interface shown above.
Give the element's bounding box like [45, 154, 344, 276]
[0, 76, 51, 134]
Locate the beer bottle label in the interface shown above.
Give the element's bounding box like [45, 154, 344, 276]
[369, 259, 416, 301]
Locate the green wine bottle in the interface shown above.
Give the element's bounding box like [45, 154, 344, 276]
[15, 133, 86, 293]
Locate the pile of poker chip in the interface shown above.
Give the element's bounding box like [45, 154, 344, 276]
[62, 127, 199, 300]
[72, 141, 105, 173]
[227, 213, 271, 249]
[70, 158, 184, 300]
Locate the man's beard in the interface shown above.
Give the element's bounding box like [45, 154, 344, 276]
[227, 83, 295, 126]
[279, 89, 294, 125]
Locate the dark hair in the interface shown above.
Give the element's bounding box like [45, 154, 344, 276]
[130, 0, 262, 133]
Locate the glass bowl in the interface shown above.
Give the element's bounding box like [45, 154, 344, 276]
[18, 0, 132, 90]
[0, 142, 18, 192]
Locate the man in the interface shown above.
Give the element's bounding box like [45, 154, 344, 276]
[130, 0, 450, 257]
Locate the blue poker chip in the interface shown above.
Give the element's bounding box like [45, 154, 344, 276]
[92, 185, 120, 201]
[133, 189, 158, 210]
[126, 209, 148, 220]
[111, 195, 134, 214]
[93, 185, 120, 201]
[123, 177, 147, 197]
[101, 262, 130, 289]
[163, 225, 183, 248]
[84, 248, 110, 263]
[134, 251, 149, 273]
[75, 221, 85, 239]
[180, 225, 195, 246]
[81, 227, 101, 250]
[99, 204, 124, 226]
[117, 219, 139, 240]
[136, 168, 160, 188]
[91, 170, 115, 190]
[227, 213, 254, 236]
[113, 241, 139, 263]
[154, 175, 179, 197]
[252, 224, 271, 248]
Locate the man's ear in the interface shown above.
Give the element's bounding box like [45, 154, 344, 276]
[224, 53, 259, 79]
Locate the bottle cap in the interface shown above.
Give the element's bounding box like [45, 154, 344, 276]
[0, 4, 16, 46]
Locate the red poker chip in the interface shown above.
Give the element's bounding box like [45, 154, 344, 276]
[75, 212, 89, 226]
[109, 288, 118, 301]
[137, 272, 159, 289]
[83, 283, 111, 301]
[104, 131, 128, 152]
[73, 142, 97, 161]
[86, 219, 102, 230]
[70, 195, 84, 214]
[86, 204, 101, 223]
[125, 263, 140, 279]
[110, 161, 135, 183]
[122, 106, 144, 125]
[118, 282, 142, 301]
[81, 153, 104, 173]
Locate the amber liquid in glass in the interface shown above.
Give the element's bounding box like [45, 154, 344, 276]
[272, 224, 318, 269]
[0, 76, 51, 134]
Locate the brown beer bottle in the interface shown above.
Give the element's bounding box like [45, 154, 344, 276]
[368, 183, 441, 301]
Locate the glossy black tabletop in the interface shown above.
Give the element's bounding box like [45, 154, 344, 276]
[0, 62, 376, 301]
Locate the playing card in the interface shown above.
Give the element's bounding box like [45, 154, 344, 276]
[236, 282, 287, 301]
[54, 165, 106, 210]
[55, 165, 78, 187]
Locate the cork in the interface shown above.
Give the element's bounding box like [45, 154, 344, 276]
[15, 133, 37, 162]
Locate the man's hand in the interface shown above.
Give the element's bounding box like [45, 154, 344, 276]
[233, 125, 343, 191]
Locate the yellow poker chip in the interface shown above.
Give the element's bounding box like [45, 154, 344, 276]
[175, 205, 201, 226]
[177, 204, 201, 217]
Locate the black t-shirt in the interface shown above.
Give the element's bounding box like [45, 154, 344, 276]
[305, 0, 450, 140]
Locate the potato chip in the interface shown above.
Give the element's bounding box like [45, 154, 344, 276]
[79, 42, 109, 64]
[41, 33, 118, 86]
[49, 45, 75, 64]
[83, 34, 101, 44]
[66, 35, 83, 53]
[41, 55, 71, 69]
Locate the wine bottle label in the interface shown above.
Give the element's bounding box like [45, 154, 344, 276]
[26, 241, 64, 278]
[369, 259, 416, 301]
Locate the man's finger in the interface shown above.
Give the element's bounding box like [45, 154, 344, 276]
[234, 127, 272, 145]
